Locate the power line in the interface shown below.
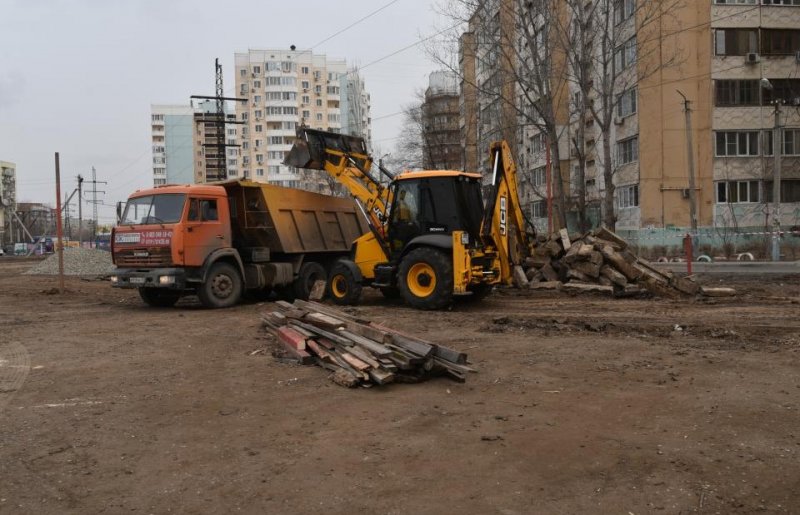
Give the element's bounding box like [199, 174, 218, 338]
[311, 0, 402, 49]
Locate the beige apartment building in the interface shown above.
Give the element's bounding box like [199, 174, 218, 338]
[233, 49, 371, 192]
[0, 161, 16, 246]
[460, 0, 800, 247]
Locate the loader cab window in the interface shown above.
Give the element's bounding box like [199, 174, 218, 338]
[187, 199, 219, 222]
[388, 181, 421, 252]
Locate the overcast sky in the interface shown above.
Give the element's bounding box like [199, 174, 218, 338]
[0, 0, 446, 223]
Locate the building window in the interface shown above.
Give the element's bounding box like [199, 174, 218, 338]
[617, 184, 639, 208]
[531, 166, 546, 187]
[764, 129, 800, 156]
[301, 66, 309, 74]
[316, 113, 323, 121]
[268, 165, 281, 174]
[714, 80, 759, 106]
[715, 131, 759, 156]
[763, 0, 800, 5]
[240, 69, 246, 77]
[269, 136, 283, 145]
[302, 80, 309, 89]
[613, 37, 637, 76]
[302, 110, 310, 119]
[716, 181, 760, 204]
[617, 88, 637, 117]
[613, 0, 635, 25]
[764, 180, 800, 202]
[761, 29, 800, 54]
[315, 85, 322, 94]
[255, 124, 263, 133]
[531, 201, 546, 218]
[302, 95, 310, 105]
[252, 66, 261, 75]
[762, 79, 800, 105]
[316, 99, 323, 107]
[254, 95, 262, 104]
[617, 136, 639, 165]
[714, 28, 758, 55]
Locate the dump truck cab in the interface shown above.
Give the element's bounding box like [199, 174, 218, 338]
[111, 180, 368, 308]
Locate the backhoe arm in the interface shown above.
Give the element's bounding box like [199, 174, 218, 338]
[480, 140, 533, 283]
[284, 128, 391, 233]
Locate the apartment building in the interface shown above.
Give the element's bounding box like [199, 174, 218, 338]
[0, 161, 16, 246]
[459, 0, 800, 247]
[233, 49, 371, 193]
[421, 71, 462, 170]
[151, 102, 239, 186]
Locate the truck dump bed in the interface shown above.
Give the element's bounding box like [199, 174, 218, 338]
[222, 180, 368, 255]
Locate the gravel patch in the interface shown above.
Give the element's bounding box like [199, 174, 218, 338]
[25, 248, 115, 277]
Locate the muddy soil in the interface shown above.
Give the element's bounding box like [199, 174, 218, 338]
[1, 258, 799, 514]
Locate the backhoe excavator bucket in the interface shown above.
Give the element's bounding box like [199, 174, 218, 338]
[284, 127, 369, 171]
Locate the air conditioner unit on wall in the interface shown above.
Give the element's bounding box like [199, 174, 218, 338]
[745, 53, 760, 65]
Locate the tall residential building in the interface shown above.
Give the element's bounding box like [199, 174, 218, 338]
[151, 102, 239, 186]
[0, 161, 16, 245]
[233, 48, 371, 192]
[459, 0, 800, 247]
[340, 71, 372, 151]
[151, 105, 195, 186]
[421, 71, 462, 170]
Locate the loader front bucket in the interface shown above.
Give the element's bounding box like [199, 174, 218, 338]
[284, 127, 369, 171]
[284, 138, 317, 169]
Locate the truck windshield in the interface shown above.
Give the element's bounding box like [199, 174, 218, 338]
[121, 194, 186, 225]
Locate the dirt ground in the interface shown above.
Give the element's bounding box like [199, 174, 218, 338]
[1, 257, 799, 514]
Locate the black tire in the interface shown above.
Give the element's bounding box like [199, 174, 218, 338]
[327, 260, 362, 305]
[398, 247, 453, 310]
[459, 283, 493, 303]
[138, 288, 181, 308]
[198, 262, 242, 309]
[292, 261, 327, 300]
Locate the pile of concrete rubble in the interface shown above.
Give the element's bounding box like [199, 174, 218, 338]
[515, 227, 735, 298]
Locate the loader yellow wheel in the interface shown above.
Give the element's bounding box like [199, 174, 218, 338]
[327, 260, 362, 305]
[406, 263, 437, 298]
[398, 247, 453, 310]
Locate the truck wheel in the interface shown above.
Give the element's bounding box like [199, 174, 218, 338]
[292, 261, 327, 300]
[328, 260, 362, 305]
[198, 262, 242, 309]
[138, 288, 181, 308]
[398, 247, 453, 310]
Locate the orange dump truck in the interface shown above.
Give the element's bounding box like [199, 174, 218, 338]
[110, 180, 368, 308]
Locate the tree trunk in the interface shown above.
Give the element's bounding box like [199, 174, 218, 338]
[601, 128, 616, 230]
[548, 127, 568, 231]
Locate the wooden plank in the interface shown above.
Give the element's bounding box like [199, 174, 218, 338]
[288, 319, 353, 347]
[384, 333, 434, 359]
[433, 345, 467, 365]
[701, 286, 737, 297]
[307, 339, 335, 362]
[346, 345, 382, 369]
[275, 326, 307, 351]
[304, 312, 346, 330]
[308, 279, 326, 301]
[262, 311, 287, 326]
[340, 352, 371, 372]
[338, 329, 392, 357]
[277, 339, 313, 365]
[433, 357, 476, 374]
[275, 300, 296, 310]
[368, 368, 395, 385]
[317, 337, 335, 350]
[330, 368, 360, 388]
[343, 320, 390, 343]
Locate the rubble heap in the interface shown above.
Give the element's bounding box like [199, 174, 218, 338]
[518, 227, 735, 298]
[25, 247, 114, 277]
[262, 300, 475, 388]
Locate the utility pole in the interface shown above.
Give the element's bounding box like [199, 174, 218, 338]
[771, 101, 782, 262]
[677, 91, 698, 241]
[191, 58, 247, 182]
[85, 167, 106, 247]
[54, 153, 65, 293]
[77, 175, 83, 246]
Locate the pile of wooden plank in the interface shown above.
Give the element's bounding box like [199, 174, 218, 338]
[518, 227, 735, 298]
[261, 300, 475, 387]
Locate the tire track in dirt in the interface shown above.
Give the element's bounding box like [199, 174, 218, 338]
[0, 341, 31, 411]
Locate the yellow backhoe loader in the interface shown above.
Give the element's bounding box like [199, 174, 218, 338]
[285, 127, 534, 309]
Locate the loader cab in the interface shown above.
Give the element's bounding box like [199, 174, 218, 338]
[387, 171, 484, 257]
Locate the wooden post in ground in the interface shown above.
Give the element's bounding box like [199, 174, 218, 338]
[54, 152, 65, 293]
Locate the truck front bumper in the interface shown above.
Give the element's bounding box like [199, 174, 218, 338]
[110, 268, 187, 290]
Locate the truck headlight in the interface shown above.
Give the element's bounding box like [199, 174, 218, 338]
[110, 276, 118, 283]
[158, 275, 175, 285]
